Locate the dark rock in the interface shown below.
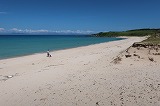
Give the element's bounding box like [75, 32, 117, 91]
[125, 54, 132, 58]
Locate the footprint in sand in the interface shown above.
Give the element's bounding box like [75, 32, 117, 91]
[40, 98, 47, 101]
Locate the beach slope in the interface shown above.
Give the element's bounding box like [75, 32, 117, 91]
[1, 37, 160, 106]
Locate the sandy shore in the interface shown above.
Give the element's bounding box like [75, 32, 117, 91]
[0, 37, 160, 106]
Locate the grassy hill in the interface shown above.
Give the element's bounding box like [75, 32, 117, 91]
[93, 29, 160, 37]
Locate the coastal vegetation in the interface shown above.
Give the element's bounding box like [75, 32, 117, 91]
[142, 33, 160, 44]
[93, 28, 160, 37]
[132, 33, 160, 48]
[93, 28, 160, 46]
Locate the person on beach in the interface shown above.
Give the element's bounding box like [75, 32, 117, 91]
[47, 50, 51, 57]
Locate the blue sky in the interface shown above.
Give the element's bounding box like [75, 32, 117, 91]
[0, 0, 160, 34]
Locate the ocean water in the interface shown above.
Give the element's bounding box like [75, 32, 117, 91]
[0, 35, 124, 59]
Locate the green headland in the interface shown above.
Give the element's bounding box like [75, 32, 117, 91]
[93, 28, 160, 45]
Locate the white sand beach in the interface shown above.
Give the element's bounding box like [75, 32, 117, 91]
[0, 37, 160, 106]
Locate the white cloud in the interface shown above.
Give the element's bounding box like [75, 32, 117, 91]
[24, 29, 49, 33]
[0, 12, 7, 14]
[51, 30, 94, 34]
[11, 28, 23, 32]
[1, 28, 94, 34]
[10, 28, 49, 33]
[0, 28, 5, 32]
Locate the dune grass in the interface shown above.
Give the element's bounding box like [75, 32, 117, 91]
[142, 34, 160, 44]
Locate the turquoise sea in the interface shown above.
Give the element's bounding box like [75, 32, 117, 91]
[0, 35, 124, 59]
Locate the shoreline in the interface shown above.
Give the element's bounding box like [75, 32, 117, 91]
[2, 36, 160, 106]
[0, 37, 125, 61]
